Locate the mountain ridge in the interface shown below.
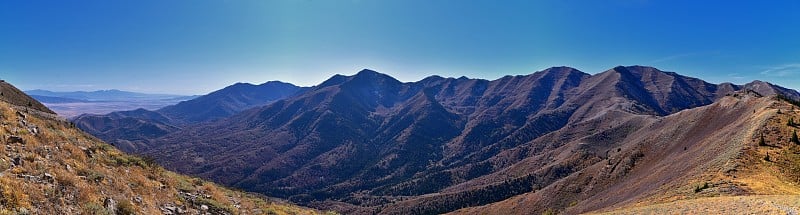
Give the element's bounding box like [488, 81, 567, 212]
[63, 65, 800, 214]
[72, 81, 306, 152]
[0, 81, 324, 214]
[128, 66, 800, 214]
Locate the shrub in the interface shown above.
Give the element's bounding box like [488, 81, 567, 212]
[83, 202, 112, 215]
[116, 199, 136, 215]
[694, 182, 710, 193]
[759, 134, 767, 146]
[0, 178, 31, 209]
[792, 130, 799, 145]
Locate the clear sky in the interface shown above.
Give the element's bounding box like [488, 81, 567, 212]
[1, 0, 799, 95]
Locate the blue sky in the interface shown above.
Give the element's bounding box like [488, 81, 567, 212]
[1, 0, 799, 95]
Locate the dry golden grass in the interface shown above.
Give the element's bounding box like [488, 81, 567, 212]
[0, 101, 330, 214]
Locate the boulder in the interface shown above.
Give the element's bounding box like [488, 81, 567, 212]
[103, 197, 117, 214]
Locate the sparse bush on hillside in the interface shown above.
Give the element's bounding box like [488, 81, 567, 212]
[116, 199, 135, 215]
[693, 182, 709, 193]
[764, 153, 771, 162]
[759, 134, 767, 146]
[0, 178, 31, 210]
[792, 130, 799, 145]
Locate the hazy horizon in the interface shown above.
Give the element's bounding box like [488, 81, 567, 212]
[2, 1, 799, 94]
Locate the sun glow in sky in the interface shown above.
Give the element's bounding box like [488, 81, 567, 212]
[1, 0, 799, 94]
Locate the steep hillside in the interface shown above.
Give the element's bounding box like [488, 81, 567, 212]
[451, 92, 800, 214]
[130, 66, 800, 214]
[0, 80, 55, 114]
[0, 87, 323, 214]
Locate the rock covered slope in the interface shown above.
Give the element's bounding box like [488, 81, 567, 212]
[134, 66, 800, 214]
[0, 84, 322, 214]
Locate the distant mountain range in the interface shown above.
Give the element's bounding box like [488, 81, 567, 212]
[70, 66, 800, 214]
[25, 89, 195, 102]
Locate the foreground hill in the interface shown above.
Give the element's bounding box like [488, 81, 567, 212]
[73, 81, 305, 152]
[1, 80, 55, 115]
[0, 82, 322, 214]
[450, 91, 800, 214]
[131, 66, 800, 214]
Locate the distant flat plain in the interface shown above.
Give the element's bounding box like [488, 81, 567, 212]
[43, 98, 189, 118]
[24, 90, 197, 118]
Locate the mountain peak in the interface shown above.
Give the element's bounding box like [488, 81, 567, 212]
[346, 69, 401, 84]
[356, 68, 380, 75]
[744, 80, 800, 100]
[539, 66, 585, 76]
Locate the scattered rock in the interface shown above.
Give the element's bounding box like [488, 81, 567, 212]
[28, 126, 38, 135]
[43, 173, 55, 183]
[18, 174, 39, 181]
[161, 206, 176, 215]
[103, 197, 117, 213]
[12, 156, 22, 166]
[200, 204, 209, 211]
[16, 111, 25, 119]
[160, 204, 180, 215]
[81, 147, 94, 158]
[133, 196, 143, 204]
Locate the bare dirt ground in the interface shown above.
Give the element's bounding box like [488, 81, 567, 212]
[590, 195, 800, 215]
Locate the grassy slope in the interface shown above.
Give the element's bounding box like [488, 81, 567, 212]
[0, 101, 327, 214]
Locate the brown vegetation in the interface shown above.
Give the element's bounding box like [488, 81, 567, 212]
[0, 100, 326, 214]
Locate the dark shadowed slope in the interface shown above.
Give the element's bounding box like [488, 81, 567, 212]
[72, 81, 306, 151]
